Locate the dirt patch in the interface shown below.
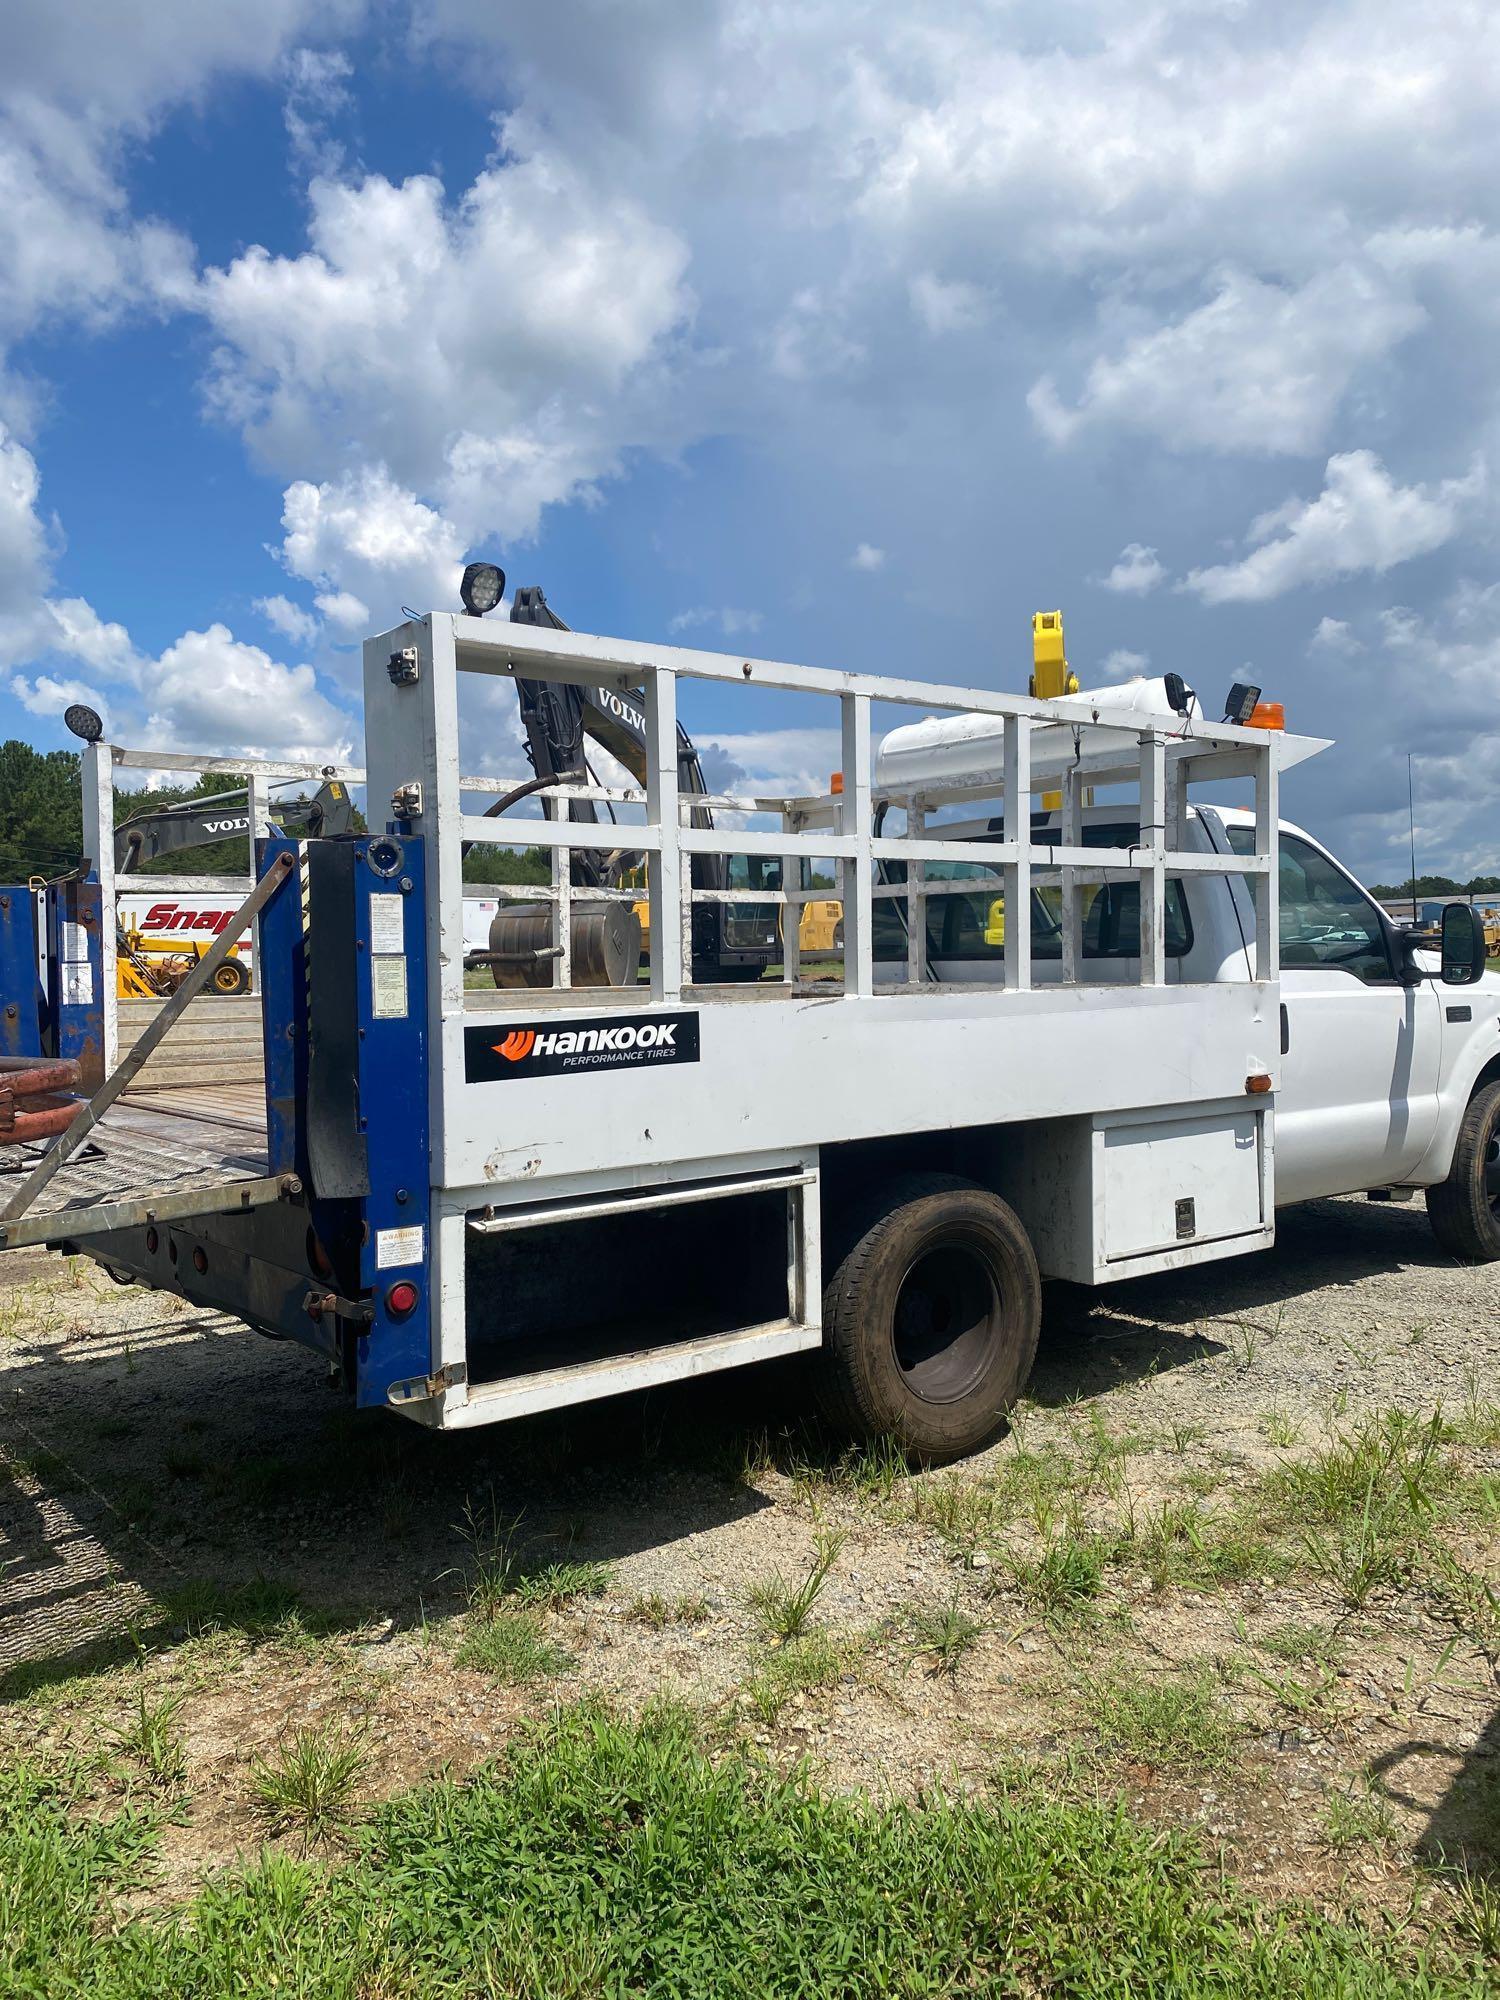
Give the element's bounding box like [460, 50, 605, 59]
[1, 1198, 1496, 1942]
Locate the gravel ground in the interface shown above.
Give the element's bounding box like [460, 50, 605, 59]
[1, 1193, 1497, 1938]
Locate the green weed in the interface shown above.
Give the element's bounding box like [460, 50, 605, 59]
[746, 1529, 846, 1643]
[249, 1718, 368, 1840]
[1002, 1525, 1117, 1617]
[1256, 1621, 1345, 1666]
[1320, 1783, 1396, 1852]
[107, 1686, 186, 1790]
[740, 1632, 857, 1725]
[1136, 1499, 1275, 1593]
[1424, 1548, 1500, 1664]
[906, 1596, 983, 1676]
[627, 1593, 710, 1630]
[511, 1560, 612, 1610]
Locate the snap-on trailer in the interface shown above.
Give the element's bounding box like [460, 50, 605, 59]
[0, 612, 1314, 1461]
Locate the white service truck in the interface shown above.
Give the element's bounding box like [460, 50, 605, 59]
[14, 613, 1497, 1467]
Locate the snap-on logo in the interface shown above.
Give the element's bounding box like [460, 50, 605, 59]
[465, 1010, 699, 1082]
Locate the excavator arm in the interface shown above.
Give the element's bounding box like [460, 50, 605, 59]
[114, 780, 353, 873]
[482, 586, 774, 980]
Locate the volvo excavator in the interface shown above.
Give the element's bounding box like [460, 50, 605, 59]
[468, 584, 777, 986]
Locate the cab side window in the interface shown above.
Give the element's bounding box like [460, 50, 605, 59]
[1228, 828, 1393, 984]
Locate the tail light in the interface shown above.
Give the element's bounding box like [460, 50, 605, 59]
[386, 1280, 420, 1317]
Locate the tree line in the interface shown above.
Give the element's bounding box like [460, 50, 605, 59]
[1368, 873, 1500, 899]
[0, 738, 550, 884]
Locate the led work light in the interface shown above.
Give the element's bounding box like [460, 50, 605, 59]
[460, 561, 505, 617]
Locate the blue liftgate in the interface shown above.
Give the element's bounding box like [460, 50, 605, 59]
[0, 834, 433, 1410]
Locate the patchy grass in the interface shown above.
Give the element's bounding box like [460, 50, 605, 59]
[1262, 1410, 1457, 1607]
[746, 1529, 846, 1643]
[908, 1470, 1006, 1553]
[740, 1632, 859, 1726]
[0, 1703, 1483, 1996]
[1238, 1656, 1351, 1741]
[1321, 1782, 1397, 1853]
[1424, 1549, 1500, 1665]
[1000, 1523, 1118, 1617]
[626, 1592, 711, 1630]
[1255, 1620, 1345, 1665]
[249, 1718, 368, 1841]
[511, 1560, 612, 1610]
[454, 1608, 571, 1685]
[1134, 1498, 1277, 1593]
[1081, 1662, 1241, 1771]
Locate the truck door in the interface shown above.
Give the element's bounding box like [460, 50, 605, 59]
[1228, 827, 1441, 1204]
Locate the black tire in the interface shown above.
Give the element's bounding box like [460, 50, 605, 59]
[817, 1172, 1041, 1464]
[212, 957, 251, 995]
[714, 962, 765, 983]
[1426, 1080, 1500, 1262]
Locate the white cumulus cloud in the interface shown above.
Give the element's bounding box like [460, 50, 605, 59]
[850, 543, 886, 573]
[1182, 451, 1486, 606]
[255, 593, 320, 645]
[1101, 544, 1165, 596]
[198, 139, 693, 542]
[277, 467, 466, 621]
[1030, 269, 1425, 458]
[141, 624, 354, 760]
[1310, 616, 1363, 656]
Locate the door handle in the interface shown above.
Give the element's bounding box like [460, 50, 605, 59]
[1280, 1003, 1289, 1054]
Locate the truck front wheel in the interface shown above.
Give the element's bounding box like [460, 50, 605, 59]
[818, 1174, 1041, 1464]
[1427, 1080, 1500, 1262]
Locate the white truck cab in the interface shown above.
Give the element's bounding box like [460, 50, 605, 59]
[875, 717, 1500, 1265]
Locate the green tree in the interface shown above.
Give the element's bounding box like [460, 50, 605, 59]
[0, 739, 84, 879]
[462, 843, 551, 885]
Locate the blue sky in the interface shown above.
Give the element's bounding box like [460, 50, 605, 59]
[2, 1, 1497, 883]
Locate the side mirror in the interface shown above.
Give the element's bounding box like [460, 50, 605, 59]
[1441, 904, 1487, 985]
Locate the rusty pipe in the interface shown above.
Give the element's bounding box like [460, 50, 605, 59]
[2, 1097, 84, 1142]
[0, 1057, 84, 1146]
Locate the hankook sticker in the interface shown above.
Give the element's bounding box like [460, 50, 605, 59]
[465, 1010, 699, 1082]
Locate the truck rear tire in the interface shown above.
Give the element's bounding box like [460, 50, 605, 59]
[817, 1173, 1041, 1464]
[1426, 1080, 1500, 1262]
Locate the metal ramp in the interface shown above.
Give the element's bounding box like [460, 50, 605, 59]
[0, 1098, 281, 1253]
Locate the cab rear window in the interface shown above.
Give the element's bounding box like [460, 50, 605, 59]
[874, 822, 1192, 964]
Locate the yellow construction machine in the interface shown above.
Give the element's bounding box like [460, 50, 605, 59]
[117, 928, 251, 999]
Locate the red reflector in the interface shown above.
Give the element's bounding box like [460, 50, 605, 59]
[386, 1280, 420, 1316]
[145, 1226, 159, 1255]
[192, 1247, 208, 1273]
